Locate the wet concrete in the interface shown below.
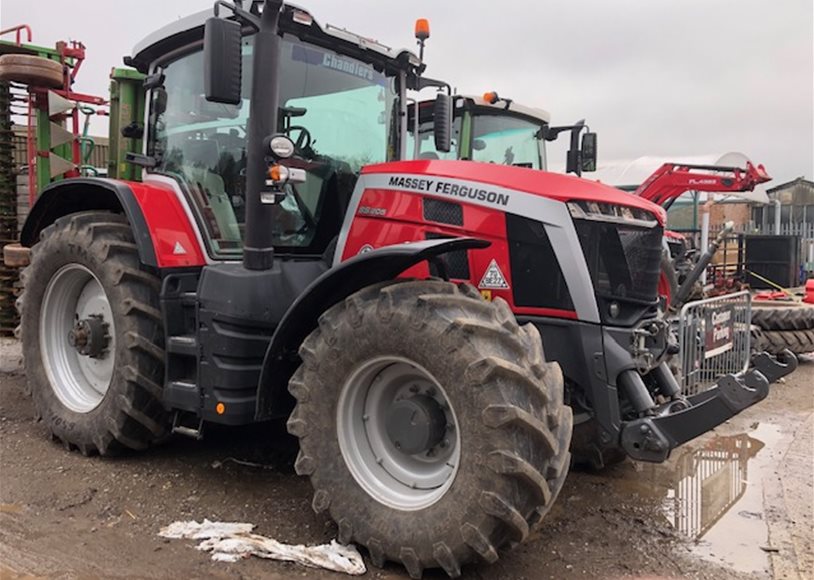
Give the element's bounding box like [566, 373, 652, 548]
[635, 423, 782, 576]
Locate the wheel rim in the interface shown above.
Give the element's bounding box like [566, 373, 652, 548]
[337, 356, 461, 511]
[40, 264, 115, 413]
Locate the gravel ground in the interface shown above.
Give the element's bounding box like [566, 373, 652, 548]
[0, 338, 811, 580]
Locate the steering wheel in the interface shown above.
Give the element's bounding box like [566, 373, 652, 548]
[287, 125, 312, 152]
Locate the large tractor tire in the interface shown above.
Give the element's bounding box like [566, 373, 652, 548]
[0, 55, 64, 89]
[19, 211, 169, 455]
[751, 306, 814, 331]
[287, 280, 572, 578]
[761, 329, 814, 355]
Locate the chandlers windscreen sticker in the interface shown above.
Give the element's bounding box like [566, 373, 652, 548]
[290, 44, 384, 85]
[387, 176, 510, 207]
[479, 259, 510, 289]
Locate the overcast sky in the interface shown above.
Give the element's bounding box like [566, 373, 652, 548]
[1, 0, 811, 184]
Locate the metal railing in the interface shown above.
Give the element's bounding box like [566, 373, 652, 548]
[678, 291, 751, 396]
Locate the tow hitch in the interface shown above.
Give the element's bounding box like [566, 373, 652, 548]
[621, 349, 797, 462]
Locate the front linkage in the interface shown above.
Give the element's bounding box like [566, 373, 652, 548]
[621, 349, 796, 462]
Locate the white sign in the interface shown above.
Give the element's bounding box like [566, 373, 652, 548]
[479, 259, 510, 290]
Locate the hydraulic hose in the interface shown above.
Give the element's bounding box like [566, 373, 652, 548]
[670, 221, 734, 309]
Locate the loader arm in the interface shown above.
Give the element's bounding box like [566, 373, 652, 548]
[634, 161, 771, 208]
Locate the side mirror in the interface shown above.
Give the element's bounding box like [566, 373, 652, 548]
[433, 92, 452, 153]
[581, 132, 597, 172]
[152, 87, 167, 115]
[204, 17, 242, 104]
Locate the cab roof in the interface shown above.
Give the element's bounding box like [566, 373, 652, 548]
[458, 95, 551, 124]
[129, 3, 419, 74]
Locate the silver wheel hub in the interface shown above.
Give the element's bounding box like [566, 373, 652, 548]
[40, 264, 116, 413]
[337, 357, 461, 511]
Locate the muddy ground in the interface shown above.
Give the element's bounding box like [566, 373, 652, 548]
[0, 338, 811, 580]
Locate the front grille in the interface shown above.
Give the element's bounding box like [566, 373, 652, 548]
[423, 198, 463, 226]
[575, 219, 662, 324]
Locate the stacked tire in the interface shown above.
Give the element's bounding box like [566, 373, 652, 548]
[751, 306, 814, 355]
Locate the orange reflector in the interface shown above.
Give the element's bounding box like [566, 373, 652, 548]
[268, 164, 282, 182]
[215, 402, 226, 415]
[415, 18, 430, 40]
[483, 91, 499, 104]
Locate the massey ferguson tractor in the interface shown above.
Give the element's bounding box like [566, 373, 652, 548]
[1, 1, 798, 577]
[408, 91, 596, 176]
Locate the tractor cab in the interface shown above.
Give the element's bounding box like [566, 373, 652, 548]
[407, 94, 551, 170]
[128, 4, 421, 260]
[407, 92, 598, 176]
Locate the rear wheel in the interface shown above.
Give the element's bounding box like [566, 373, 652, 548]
[287, 280, 572, 578]
[20, 211, 169, 455]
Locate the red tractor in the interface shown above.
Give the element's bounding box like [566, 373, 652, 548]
[3, 1, 797, 577]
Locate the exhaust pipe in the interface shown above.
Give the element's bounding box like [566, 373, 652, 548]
[243, 0, 283, 271]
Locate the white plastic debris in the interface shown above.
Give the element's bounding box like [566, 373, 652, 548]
[159, 519, 253, 540]
[158, 519, 366, 575]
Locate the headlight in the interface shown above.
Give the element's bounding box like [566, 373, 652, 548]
[265, 134, 295, 159]
[567, 200, 658, 228]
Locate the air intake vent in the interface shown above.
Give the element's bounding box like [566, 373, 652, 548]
[423, 198, 463, 226]
[426, 233, 470, 280]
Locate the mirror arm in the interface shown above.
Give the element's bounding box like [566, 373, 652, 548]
[416, 76, 451, 93]
[143, 70, 165, 90]
[213, 0, 261, 31]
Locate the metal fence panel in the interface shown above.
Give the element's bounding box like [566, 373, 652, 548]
[678, 291, 751, 396]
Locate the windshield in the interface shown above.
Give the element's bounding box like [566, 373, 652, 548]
[150, 35, 398, 257]
[407, 104, 546, 169]
[470, 113, 545, 170]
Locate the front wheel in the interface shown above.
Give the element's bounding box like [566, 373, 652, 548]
[287, 280, 572, 578]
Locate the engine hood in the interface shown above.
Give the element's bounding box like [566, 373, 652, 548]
[363, 159, 666, 226]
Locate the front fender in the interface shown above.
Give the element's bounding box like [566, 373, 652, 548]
[21, 177, 158, 267]
[19, 176, 207, 269]
[256, 236, 490, 419]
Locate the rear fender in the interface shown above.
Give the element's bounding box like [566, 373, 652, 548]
[20, 177, 206, 268]
[255, 237, 490, 419]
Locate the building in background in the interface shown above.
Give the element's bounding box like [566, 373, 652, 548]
[751, 177, 814, 234]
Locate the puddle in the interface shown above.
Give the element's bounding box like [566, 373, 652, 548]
[635, 423, 784, 576]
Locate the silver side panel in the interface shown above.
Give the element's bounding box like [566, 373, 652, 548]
[333, 172, 601, 323]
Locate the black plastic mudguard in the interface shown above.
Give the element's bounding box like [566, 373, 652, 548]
[255, 237, 490, 420]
